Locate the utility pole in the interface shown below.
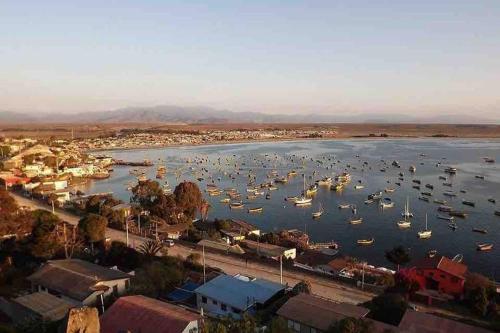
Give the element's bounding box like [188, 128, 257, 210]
[51, 200, 55, 214]
[280, 255, 283, 285]
[126, 218, 129, 247]
[361, 262, 365, 290]
[202, 245, 206, 284]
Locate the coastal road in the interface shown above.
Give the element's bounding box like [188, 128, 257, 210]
[12, 193, 375, 304]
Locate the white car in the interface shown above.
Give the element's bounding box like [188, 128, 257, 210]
[163, 239, 175, 247]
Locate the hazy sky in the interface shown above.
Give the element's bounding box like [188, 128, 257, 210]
[1, 0, 500, 117]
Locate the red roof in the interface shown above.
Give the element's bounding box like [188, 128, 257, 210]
[100, 295, 201, 333]
[413, 256, 467, 279]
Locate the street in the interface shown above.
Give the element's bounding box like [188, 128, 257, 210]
[12, 193, 375, 304]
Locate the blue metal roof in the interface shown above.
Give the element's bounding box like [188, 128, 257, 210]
[167, 281, 200, 302]
[194, 274, 284, 311]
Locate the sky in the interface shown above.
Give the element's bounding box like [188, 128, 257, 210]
[1, 0, 500, 118]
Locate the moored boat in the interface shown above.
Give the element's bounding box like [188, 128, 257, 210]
[477, 243, 493, 251]
[357, 238, 374, 245]
[248, 207, 263, 213]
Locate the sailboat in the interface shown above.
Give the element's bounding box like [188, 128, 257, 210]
[417, 213, 432, 239]
[312, 203, 324, 218]
[295, 174, 313, 206]
[401, 197, 413, 218]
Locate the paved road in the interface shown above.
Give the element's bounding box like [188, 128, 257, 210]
[13, 193, 375, 304]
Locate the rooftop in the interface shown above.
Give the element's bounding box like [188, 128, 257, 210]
[277, 293, 369, 331]
[398, 310, 493, 333]
[100, 295, 201, 333]
[13, 292, 74, 321]
[194, 274, 284, 311]
[412, 256, 467, 279]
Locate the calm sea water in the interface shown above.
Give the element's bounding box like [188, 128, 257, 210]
[81, 139, 500, 279]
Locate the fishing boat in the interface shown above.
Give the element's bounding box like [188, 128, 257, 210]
[274, 177, 288, 183]
[427, 250, 437, 258]
[417, 214, 432, 239]
[495, 211, 500, 216]
[444, 167, 457, 174]
[425, 184, 434, 190]
[438, 205, 453, 212]
[368, 191, 383, 200]
[230, 202, 244, 209]
[364, 199, 374, 205]
[409, 165, 416, 173]
[285, 196, 298, 202]
[475, 175, 485, 180]
[462, 200, 475, 207]
[433, 199, 447, 205]
[380, 201, 395, 209]
[443, 183, 453, 187]
[437, 214, 454, 221]
[306, 184, 318, 196]
[265, 193, 271, 200]
[331, 183, 344, 191]
[484, 158, 495, 163]
[312, 203, 324, 218]
[472, 228, 487, 234]
[397, 219, 411, 228]
[384, 188, 395, 193]
[452, 254, 463, 263]
[477, 243, 493, 251]
[443, 191, 456, 197]
[418, 196, 429, 202]
[247, 194, 257, 200]
[354, 185, 365, 190]
[448, 223, 457, 230]
[248, 207, 263, 213]
[349, 217, 363, 225]
[317, 177, 333, 186]
[338, 203, 351, 209]
[401, 197, 414, 218]
[220, 198, 231, 203]
[488, 198, 496, 204]
[269, 186, 278, 191]
[357, 238, 374, 245]
[449, 211, 468, 218]
[421, 192, 432, 197]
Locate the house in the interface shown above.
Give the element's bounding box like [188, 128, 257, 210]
[194, 274, 285, 318]
[197, 239, 245, 255]
[3, 292, 74, 323]
[402, 255, 467, 299]
[100, 295, 201, 333]
[111, 203, 133, 219]
[398, 309, 493, 333]
[27, 259, 131, 307]
[241, 239, 296, 259]
[159, 223, 190, 240]
[229, 219, 261, 237]
[276, 293, 370, 333]
[220, 229, 246, 243]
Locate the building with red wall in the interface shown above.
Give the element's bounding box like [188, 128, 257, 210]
[403, 255, 467, 299]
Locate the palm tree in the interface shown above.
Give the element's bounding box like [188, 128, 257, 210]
[138, 239, 164, 257]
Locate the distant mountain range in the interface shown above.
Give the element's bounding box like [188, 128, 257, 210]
[0, 105, 497, 124]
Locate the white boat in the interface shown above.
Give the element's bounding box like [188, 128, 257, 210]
[417, 214, 432, 239]
[380, 201, 395, 209]
[452, 254, 463, 263]
[295, 174, 313, 206]
[354, 185, 365, 190]
[312, 203, 324, 218]
[338, 203, 351, 209]
[349, 217, 363, 224]
[397, 220, 411, 228]
[401, 197, 413, 218]
[317, 177, 333, 186]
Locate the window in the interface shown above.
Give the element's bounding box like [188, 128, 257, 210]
[202, 296, 207, 304]
[220, 303, 227, 311]
[212, 300, 218, 305]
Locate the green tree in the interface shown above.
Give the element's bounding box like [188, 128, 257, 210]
[368, 293, 408, 326]
[204, 320, 228, 333]
[327, 317, 374, 333]
[268, 317, 291, 333]
[132, 261, 183, 297]
[469, 286, 489, 316]
[78, 214, 107, 251]
[132, 180, 163, 210]
[464, 273, 495, 317]
[385, 246, 410, 271]
[292, 280, 312, 295]
[30, 210, 61, 259]
[102, 241, 142, 270]
[174, 181, 203, 219]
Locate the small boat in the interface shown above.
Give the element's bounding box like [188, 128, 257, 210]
[265, 193, 271, 200]
[317, 177, 333, 186]
[437, 214, 454, 221]
[413, 186, 421, 190]
[445, 167, 457, 174]
[295, 197, 312, 206]
[443, 182, 453, 187]
[357, 238, 374, 245]
[421, 192, 432, 197]
[248, 207, 263, 213]
[472, 228, 487, 234]
[380, 201, 395, 209]
[495, 210, 500, 216]
[443, 191, 457, 197]
[462, 200, 475, 207]
[418, 196, 429, 202]
[349, 217, 363, 225]
[220, 198, 231, 203]
[354, 185, 365, 190]
[285, 196, 298, 202]
[409, 165, 416, 173]
[401, 197, 413, 218]
[417, 214, 432, 239]
[484, 158, 495, 163]
[475, 175, 485, 180]
[413, 179, 421, 184]
[477, 243, 493, 251]
[338, 203, 351, 209]
[425, 184, 434, 190]
[397, 219, 411, 228]
[433, 199, 447, 205]
[384, 188, 395, 193]
[452, 254, 463, 263]
[364, 199, 374, 205]
[312, 203, 324, 218]
[306, 184, 318, 196]
[438, 205, 453, 212]
[230, 202, 244, 209]
[448, 223, 458, 230]
[274, 177, 288, 183]
[488, 198, 496, 204]
[449, 211, 468, 218]
[427, 250, 437, 258]
[438, 176, 447, 180]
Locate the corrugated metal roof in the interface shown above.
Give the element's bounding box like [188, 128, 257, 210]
[194, 274, 284, 310]
[100, 295, 201, 333]
[13, 292, 73, 321]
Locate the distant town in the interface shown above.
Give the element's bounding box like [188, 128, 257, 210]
[0, 134, 499, 332]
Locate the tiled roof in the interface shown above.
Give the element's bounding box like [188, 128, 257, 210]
[412, 256, 467, 279]
[100, 295, 201, 333]
[277, 293, 369, 331]
[399, 310, 493, 333]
